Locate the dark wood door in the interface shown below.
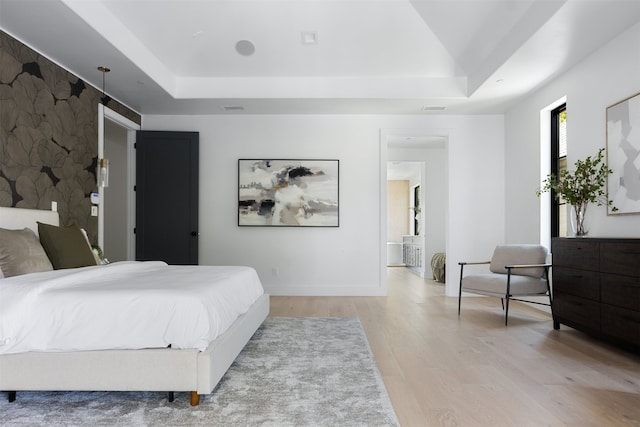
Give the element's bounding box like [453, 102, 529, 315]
[135, 131, 199, 265]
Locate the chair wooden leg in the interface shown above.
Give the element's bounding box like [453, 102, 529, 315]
[167, 391, 174, 402]
[190, 391, 200, 406]
[8, 391, 16, 402]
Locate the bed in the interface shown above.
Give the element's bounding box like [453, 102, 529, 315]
[0, 206, 269, 406]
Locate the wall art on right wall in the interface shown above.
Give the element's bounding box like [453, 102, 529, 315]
[606, 91, 640, 215]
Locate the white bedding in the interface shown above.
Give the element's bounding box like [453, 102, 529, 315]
[0, 261, 264, 355]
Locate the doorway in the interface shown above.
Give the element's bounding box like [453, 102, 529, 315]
[98, 105, 140, 261]
[387, 160, 424, 274]
[382, 132, 448, 281]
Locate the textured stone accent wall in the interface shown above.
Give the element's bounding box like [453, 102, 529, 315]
[0, 30, 140, 242]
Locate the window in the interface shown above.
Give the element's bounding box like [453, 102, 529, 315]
[551, 104, 567, 237]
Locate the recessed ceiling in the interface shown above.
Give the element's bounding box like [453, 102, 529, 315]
[1, 0, 639, 115]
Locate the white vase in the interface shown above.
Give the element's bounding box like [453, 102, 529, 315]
[571, 204, 589, 237]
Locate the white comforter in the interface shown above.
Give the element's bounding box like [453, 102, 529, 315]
[0, 261, 264, 355]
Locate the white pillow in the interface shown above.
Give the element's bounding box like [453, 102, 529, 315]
[79, 228, 103, 265]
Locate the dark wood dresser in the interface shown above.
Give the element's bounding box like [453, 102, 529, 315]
[552, 238, 640, 350]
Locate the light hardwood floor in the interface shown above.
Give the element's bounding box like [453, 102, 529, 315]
[269, 267, 640, 427]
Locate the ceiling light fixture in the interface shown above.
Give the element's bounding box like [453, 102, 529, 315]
[301, 31, 318, 45]
[97, 66, 111, 105]
[97, 66, 111, 188]
[235, 40, 255, 56]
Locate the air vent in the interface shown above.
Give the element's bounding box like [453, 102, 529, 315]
[221, 105, 245, 112]
[422, 105, 446, 111]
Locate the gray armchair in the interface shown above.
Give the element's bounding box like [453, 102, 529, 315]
[458, 244, 553, 325]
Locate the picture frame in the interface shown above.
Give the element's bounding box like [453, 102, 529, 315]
[606, 92, 640, 215]
[238, 159, 339, 227]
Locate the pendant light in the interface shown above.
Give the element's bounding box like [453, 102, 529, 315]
[97, 66, 110, 188]
[97, 66, 111, 105]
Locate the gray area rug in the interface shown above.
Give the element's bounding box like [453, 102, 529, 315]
[1, 317, 399, 426]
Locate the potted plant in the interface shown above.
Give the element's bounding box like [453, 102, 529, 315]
[537, 148, 617, 236]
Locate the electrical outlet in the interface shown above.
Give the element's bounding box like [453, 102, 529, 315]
[51, 201, 57, 212]
[91, 206, 98, 216]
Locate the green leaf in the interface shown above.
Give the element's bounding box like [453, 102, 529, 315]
[537, 148, 616, 210]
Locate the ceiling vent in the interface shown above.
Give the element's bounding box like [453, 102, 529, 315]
[221, 105, 245, 112]
[422, 105, 446, 111]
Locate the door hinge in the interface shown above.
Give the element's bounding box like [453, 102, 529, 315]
[133, 228, 136, 234]
[134, 185, 137, 191]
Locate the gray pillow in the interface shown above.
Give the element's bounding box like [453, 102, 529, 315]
[0, 227, 54, 277]
[37, 222, 97, 269]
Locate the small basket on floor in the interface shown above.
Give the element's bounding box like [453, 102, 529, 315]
[431, 252, 446, 282]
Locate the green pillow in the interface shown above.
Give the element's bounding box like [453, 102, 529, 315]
[37, 222, 97, 270]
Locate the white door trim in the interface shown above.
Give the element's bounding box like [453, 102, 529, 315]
[98, 105, 141, 259]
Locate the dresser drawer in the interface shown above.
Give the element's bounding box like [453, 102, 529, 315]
[552, 239, 599, 270]
[601, 242, 640, 277]
[552, 266, 600, 301]
[601, 304, 640, 346]
[553, 292, 600, 331]
[601, 273, 640, 311]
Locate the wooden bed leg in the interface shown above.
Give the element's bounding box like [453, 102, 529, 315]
[190, 391, 200, 406]
[167, 392, 174, 402]
[8, 391, 16, 402]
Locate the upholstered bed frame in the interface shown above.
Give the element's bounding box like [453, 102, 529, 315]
[0, 207, 269, 406]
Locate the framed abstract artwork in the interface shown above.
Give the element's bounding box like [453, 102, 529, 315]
[606, 92, 640, 215]
[238, 159, 339, 227]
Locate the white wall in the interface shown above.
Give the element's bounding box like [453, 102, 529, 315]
[142, 114, 504, 296]
[505, 21, 640, 243]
